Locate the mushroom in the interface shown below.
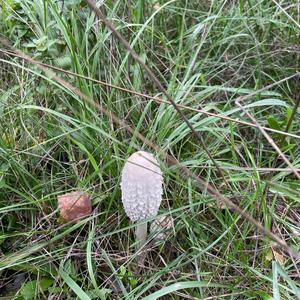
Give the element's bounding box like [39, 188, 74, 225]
[150, 215, 174, 243]
[58, 191, 92, 222]
[121, 151, 163, 250]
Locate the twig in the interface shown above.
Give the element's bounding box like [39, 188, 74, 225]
[84, 0, 232, 193]
[0, 37, 298, 259]
[235, 97, 300, 179]
[1, 48, 299, 140]
[263, 93, 300, 197]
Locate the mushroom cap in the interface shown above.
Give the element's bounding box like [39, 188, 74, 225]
[121, 151, 163, 221]
[57, 191, 92, 222]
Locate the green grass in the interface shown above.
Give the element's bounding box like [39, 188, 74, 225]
[0, 0, 300, 299]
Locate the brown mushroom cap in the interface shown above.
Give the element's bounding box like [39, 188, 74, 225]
[57, 191, 92, 222]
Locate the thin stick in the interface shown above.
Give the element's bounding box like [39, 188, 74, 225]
[1, 37, 298, 259]
[263, 94, 300, 194]
[1, 48, 299, 140]
[84, 0, 233, 194]
[235, 99, 300, 180]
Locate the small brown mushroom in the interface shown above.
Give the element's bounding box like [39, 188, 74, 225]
[58, 191, 92, 222]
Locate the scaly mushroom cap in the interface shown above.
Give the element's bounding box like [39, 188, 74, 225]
[121, 151, 163, 221]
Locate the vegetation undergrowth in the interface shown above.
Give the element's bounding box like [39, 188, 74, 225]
[0, 0, 300, 299]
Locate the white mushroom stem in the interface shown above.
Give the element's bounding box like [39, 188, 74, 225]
[136, 221, 148, 250]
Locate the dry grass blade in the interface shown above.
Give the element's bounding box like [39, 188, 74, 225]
[192, 166, 300, 173]
[235, 97, 300, 180]
[263, 94, 300, 196]
[83, 0, 233, 193]
[0, 48, 299, 140]
[271, 0, 300, 30]
[0, 37, 298, 260]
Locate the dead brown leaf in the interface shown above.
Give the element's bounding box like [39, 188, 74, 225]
[272, 248, 286, 266]
[57, 191, 92, 222]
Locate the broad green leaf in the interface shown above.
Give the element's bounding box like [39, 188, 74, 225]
[20, 279, 53, 300]
[59, 268, 91, 300]
[267, 117, 281, 131]
[142, 281, 224, 300]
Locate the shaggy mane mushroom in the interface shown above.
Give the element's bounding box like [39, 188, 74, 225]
[121, 151, 163, 251]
